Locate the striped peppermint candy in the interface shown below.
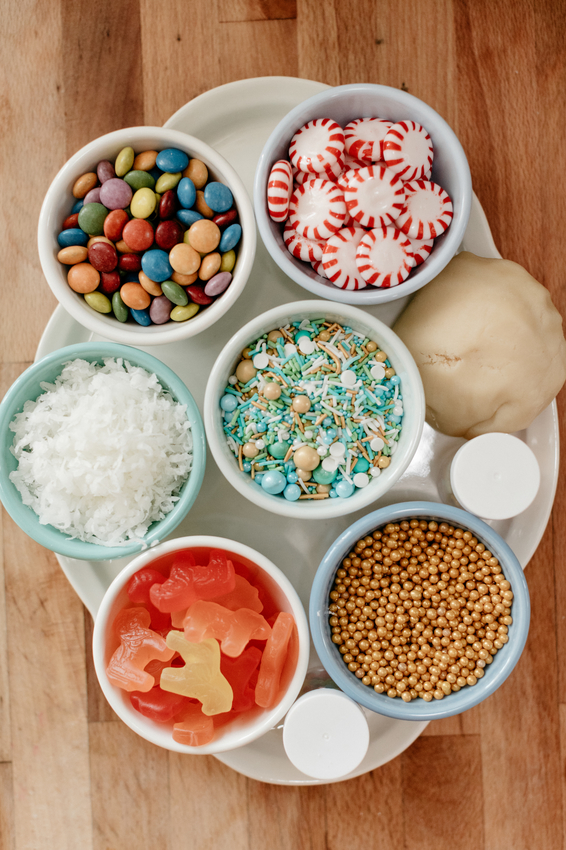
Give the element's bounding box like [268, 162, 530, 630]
[288, 179, 346, 241]
[395, 180, 453, 240]
[267, 160, 293, 222]
[322, 226, 368, 290]
[289, 119, 345, 175]
[383, 121, 434, 181]
[355, 226, 415, 288]
[344, 118, 392, 163]
[406, 234, 434, 266]
[311, 258, 329, 279]
[292, 166, 314, 186]
[343, 165, 406, 229]
[344, 151, 368, 170]
[283, 221, 325, 262]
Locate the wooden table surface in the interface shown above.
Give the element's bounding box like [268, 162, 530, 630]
[1, 2, 565, 848]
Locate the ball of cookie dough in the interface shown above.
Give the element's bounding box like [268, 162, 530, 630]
[393, 252, 566, 439]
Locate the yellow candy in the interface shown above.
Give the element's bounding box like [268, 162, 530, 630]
[130, 187, 157, 219]
[115, 146, 135, 177]
[170, 303, 200, 322]
[220, 250, 236, 273]
[160, 632, 233, 715]
[84, 291, 112, 313]
[155, 172, 181, 193]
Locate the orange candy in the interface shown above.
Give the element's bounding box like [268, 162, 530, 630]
[186, 219, 220, 253]
[173, 703, 215, 746]
[182, 601, 271, 657]
[104, 209, 129, 242]
[255, 612, 295, 708]
[106, 608, 174, 693]
[67, 262, 100, 293]
[120, 282, 151, 310]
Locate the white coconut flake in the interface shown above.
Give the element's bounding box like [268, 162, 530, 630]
[8, 357, 193, 547]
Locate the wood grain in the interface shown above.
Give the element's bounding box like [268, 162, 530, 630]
[1, 2, 565, 849]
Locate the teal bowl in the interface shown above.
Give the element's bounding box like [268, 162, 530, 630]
[0, 342, 206, 560]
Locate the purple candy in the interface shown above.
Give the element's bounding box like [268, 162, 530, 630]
[84, 187, 101, 205]
[97, 160, 116, 183]
[149, 294, 173, 324]
[204, 272, 232, 297]
[99, 177, 133, 211]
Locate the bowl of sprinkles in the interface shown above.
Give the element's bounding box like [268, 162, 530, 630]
[309, 502, 530, 719]
[203, 301, 425, 519]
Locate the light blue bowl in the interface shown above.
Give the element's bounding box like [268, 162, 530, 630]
[310, 501, 530, 720]
[0, 343, 206, 560]
[254, 83, 472, 305]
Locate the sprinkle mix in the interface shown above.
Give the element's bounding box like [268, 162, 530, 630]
[329, 519, 513, 702]
[219, 320, 404, 501]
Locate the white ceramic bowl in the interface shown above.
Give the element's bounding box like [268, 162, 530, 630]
[203, 300, 425, 520]
[38, 126, 256, 345]
[254, 83, 472, 305]
[92, 536, 310, 754]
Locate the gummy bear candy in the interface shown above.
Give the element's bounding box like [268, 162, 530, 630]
[255, 612, 295, 708]
[220, 646, 263, 712]
[144, 654, 184, 684]
[106, 608, 175, 693]
[160, 631, 233, 715]
[173, 703, 215, 746]
[127, 567, 170, 631]
[211, 574, 263, 613]
[130, 687, 194, 723]
[150, 550, 236, 613]
[183, 601, 271, 657]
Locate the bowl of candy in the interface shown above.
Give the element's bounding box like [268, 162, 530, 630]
[38, 126, 256, 344]
[203, 300, 425, 519]
[254, 83, 472, 305]
[0, 342, 206, 560]
[92, 536, 310, 754]
[309, 502, 530, 720]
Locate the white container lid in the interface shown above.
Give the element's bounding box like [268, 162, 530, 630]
[450, 433, 540, 521]
[282, 689, 370, 779]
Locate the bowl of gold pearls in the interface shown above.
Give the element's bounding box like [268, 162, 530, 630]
[309, 501, 529, 719]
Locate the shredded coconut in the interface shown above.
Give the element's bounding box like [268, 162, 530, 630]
[9, 357, 193, 546]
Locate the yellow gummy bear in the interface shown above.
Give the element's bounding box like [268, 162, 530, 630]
[160, 631, 233, 716]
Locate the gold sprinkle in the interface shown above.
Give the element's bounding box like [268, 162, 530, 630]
[299, 493, 330, 500]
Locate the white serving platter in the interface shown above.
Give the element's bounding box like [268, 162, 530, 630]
[35, 76, 559, 785]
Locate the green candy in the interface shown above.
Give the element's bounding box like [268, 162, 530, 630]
[84, 291, 111, 313]
[112, 291, 128, 323]
[155, 172, 181, 193]
[313, 466, 337, 485]
[269, 441, 289, 459]
[161, 280, 188, 306]
[78, 202, 109, 236]
[124, 170, 156, 191]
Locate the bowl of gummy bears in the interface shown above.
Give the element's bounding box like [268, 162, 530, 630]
[254, 83, 472, 305]
[92, 536, 310, 754]
[38, 126, 256, 345]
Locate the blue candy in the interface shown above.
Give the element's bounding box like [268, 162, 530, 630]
[155, 148, 189, 173]
[353, 456, 370, 473]
[176, 209, 203, 227]
[57, 228, 88, 248]
[255, 473, 265, 485]
[220, 393, 238, 412]
[312, 466, 337, 485]
[219, 223, 242, 253]
[243, 462, 252, 473]
[70, 199, 84, 214]
[283, 483, 301, 502]
[177, 177, 197, 209]
[261, 470, 287, 495]
[286, 471, 298, 484]
[335, 479, 355, 498]
[141, 249, 173, 283]
[203, 181, 233, 213]
[131, 308, 152, 326]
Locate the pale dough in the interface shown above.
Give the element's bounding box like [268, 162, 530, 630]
[393, 252, 566, 438]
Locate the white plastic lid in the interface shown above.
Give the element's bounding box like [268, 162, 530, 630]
[282, 689, 370, 779]
[450, 433, 540, 521]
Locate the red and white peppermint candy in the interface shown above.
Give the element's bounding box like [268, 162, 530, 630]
[288, 179, 346, 241]
[283, 221, 325, 263]
[344, 118, 392, 163]
[383, 121, 434, 181]
[355, 226, 415, 288]
[289, 118, 345, 175]
[406, 234, 434, 266]
[267, 160, 293, 222]
[395, 180, 453, 240]
[343, 165, 406, 229]
[344, 151, 368, 171]
[322, 226, 368, 290]
[292, 166, 314, 186]
[311, 258, 328, 279]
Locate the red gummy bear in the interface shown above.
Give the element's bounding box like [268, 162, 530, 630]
[173, 703, 215, 746]
[127, 568, 170, 631]
[183, 601, 271, 657]
[255, 612, 295, 708]
[220, 646, 263, 711]
[130, 687, 194, 723]
[150, 550, 236, 613]
[106, 608, 174, 693]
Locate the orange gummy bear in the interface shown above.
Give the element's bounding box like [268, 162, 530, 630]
[211, 574, 263, 613]
[173, 703, 215, 746]
[106, 608, 174, 693]
[183, 601, 271, 657]
[160, 631, 233, 715]
[255, 612, 295, 708]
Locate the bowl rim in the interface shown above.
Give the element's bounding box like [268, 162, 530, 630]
[309, 500, 530, 720]
[253, 82, 473, 305]
[0, 342, 206, 560]
[91, 534, 311, 754]
[203, 299, 425, 519]
[37, 125, 256, 345]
